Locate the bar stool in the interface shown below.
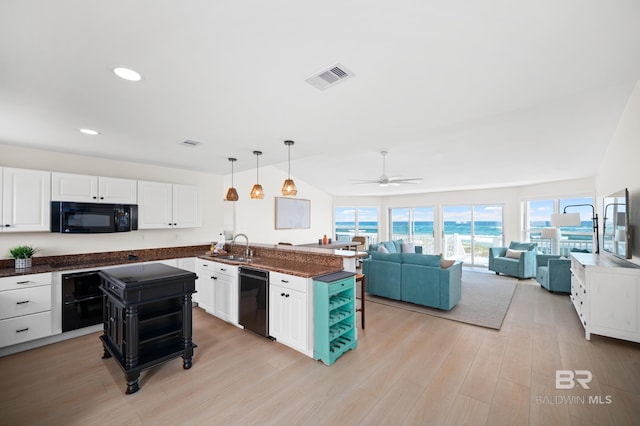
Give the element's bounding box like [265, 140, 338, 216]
[355, 273, 365, 329]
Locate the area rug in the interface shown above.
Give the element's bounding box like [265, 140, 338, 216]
[364, 271, 517, 330]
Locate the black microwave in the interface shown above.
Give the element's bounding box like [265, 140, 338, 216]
[51, 202, 138, 233]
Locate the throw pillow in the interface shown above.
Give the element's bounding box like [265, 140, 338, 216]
[382, 241, 397, 253]
[440, 259, 455, 268]
[401, 242, 415, 253]
[505, 249, 524, 259]
[377, 245, 389, 253]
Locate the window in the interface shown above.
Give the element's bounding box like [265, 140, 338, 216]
[524, 196, 593, 254]
[389, 207, 435, 254]
[443, 205, 503, 266]
[334, 207, 379, 247]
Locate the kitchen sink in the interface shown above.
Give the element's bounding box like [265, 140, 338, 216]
[217, 255, 257, 263]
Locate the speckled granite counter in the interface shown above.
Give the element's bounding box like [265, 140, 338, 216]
[0, 243, 365, 279]
[0, 245, 210, 278]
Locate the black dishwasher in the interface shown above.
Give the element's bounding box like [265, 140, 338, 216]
[238, 267, 269, 337]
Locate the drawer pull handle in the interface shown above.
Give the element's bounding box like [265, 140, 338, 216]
[221, 268, 226, 271]
[281, 293, 285, 297]
[281, 280, 289, 283]
[16, 280, 32, 285]
[16, 328, 29, 333]
[285, 294, 290, 298]
[16, 300, 30, 305]
[211, 276, 217, 280]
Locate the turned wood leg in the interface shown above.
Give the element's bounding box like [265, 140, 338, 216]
[125, 371, 140, 394]
[101, 345, 112, 359]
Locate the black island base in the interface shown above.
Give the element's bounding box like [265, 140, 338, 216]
[99, 263, 197, 394]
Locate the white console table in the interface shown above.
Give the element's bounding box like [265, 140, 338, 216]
[570, 253, 640, 343]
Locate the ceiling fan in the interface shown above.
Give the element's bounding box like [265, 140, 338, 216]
[352, 150, 423, 187]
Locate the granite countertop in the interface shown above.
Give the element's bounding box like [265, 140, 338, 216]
[0, 244, 349, 279]
[198, 254, 343, 278]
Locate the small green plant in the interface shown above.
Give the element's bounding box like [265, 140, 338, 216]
[9, 245, 38, 259]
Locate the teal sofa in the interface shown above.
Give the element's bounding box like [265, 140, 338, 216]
[368, 239, 423, 254]
[535, 254, 571, 293]
[362, 251, 462, 311]
[488, 242, 537, 279]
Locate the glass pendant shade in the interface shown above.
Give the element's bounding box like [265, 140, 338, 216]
[250, 150, 264, 199]
[250, 183, 264, 199]
[281, 140, 297, 196]
[225, 187, 239, 201]
[281, 179, 297, 196]
[225, 158, 239, 201]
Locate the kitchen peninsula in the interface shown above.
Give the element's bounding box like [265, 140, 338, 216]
[0, 242, 365, 361]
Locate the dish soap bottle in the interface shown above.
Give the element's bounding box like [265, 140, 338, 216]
[323, 234, 328, 245]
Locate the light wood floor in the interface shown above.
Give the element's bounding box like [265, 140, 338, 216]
[1, 279, 639, 426]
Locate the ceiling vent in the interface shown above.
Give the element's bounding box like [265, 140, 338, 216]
[305, 63, 355, 91]
[179, 139, 202, 148]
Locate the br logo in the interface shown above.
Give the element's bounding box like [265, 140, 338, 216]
[556, 370, 592, 389]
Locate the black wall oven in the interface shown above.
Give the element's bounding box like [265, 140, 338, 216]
[62, 270, 103, 332]
[51, 202, 138, 233]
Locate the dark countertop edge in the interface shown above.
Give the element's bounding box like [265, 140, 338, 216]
[197, 255, 343, 278]
[0, 246, 346, 279]
[314, 271, 357, 282]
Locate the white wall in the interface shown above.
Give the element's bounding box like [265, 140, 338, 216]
[596, 80, 640, 265]
[223, 165, 334, 245]
[0, 144, 224, 258]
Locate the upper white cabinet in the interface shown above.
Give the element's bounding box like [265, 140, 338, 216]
[137, 181, 202, 229]
[1, 167, 51, 232]
[51, 173, 137, 204]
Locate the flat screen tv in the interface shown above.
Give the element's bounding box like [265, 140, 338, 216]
[602, 188, 631, 259]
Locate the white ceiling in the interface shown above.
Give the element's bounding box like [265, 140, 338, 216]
[1, 1, 639, 196]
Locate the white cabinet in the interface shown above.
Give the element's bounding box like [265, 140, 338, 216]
[137, 181, 202, 229]
[570, 253, 640, 343]
[0, 273, 53, 348]
[1, 167, 51, 232]
[194, 259, 238, 324]
[269, 271, 312, 356]
[195, 259, 215, 313]
[212, 262, 238, 324]
[51, 172, 137, 204]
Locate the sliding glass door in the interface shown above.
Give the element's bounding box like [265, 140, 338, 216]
[443, 205, 503, 266]
[390, 207, 435, 254]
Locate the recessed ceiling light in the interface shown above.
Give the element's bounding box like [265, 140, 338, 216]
[79, 128, 100, 135]
[113, 67, 142, 82]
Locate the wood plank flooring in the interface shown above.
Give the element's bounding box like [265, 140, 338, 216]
[1, 278, 639, 425]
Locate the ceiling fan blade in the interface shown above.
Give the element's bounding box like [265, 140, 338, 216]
[388, 177, 423, 184]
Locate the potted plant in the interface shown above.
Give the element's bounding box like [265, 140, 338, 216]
[9, 245, 38, 269]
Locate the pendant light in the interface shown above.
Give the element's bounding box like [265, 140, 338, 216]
[250, 150, 264, 199]
[281, 140, 297, 196]
[225, 158, 239, 201]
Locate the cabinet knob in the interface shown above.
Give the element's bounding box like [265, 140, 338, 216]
[92, 196, 97, 199]
[285, 294, 290, 298]
[100, 197, 104, 200]
[211, 276, 217, 280]
[4, 224, 10, 227]
[281, 293, 285, 297]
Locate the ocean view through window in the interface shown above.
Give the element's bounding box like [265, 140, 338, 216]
[335, 207, 379, 248]
[525, 196, 594, 254]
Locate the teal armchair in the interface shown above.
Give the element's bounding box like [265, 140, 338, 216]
[488, 242, 537, 279]
[536, 254, 571, 293]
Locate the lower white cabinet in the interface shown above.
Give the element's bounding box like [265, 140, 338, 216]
[213, 263, 238, 324]
[0, 273, 53, 348]
[195, 259, 215, 313]
[570, 253, 640, 343]
[194, 259, 238, 324]
[268, 271, 313, 356]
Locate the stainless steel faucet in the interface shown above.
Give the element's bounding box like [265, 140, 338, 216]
[232, 233, 250, 257]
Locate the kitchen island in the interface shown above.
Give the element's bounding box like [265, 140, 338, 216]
[99, 263, 197, 394]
